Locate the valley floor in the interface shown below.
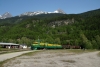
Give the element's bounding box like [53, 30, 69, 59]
[3, 50, 100, 67]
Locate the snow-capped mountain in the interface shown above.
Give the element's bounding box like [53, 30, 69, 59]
[0, 12, 12, 19]
[19, 11, 48, 17]
[0, 15, 2, 18]
[54, 9, 66, 14]
[0, 9, 66, 19]
[0, 15, 2, 19]
[19, 9, 66, 17]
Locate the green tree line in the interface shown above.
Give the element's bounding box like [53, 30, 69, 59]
[0, 9, 100, 49]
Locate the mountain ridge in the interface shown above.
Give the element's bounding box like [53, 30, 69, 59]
[0, 9, 66, 19]
[0, 12, 12, 19]
[0, 9, 100, 49]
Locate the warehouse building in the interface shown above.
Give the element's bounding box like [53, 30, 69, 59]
[0, 43, 19, 49]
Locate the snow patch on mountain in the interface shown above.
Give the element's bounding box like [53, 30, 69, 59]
[0, 12, 12, 19]
[19, 9, 66, 17]
[0, 9, 66, 19]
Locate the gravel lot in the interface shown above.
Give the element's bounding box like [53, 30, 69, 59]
[3, 50, 100, 67]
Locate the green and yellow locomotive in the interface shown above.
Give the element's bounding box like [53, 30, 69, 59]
[31, 41, 62, 50]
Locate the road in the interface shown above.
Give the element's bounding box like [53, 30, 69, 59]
[0, 50, 33, 62]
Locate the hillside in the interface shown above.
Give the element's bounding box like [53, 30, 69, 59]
[0, 9, 100, 49]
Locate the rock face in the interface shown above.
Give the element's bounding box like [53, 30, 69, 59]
[49, 19, 74, 28]
[0, 12, 12, 19]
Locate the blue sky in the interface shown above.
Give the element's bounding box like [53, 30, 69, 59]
[0, 0, 100, 16]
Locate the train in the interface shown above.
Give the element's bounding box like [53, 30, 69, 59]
[31, 41, 80, 50]
[31, 41, 62, 50]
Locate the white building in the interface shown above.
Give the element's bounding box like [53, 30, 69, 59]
[20, 45, 27, 49]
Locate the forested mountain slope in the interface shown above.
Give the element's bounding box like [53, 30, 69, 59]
[0, 9, 100, 49]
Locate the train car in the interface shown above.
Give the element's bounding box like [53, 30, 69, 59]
[31, 41, 62, 50]
[45, 44, 62, 49]
[62, 45, 80, 49]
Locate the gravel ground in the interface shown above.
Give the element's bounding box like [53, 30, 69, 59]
[3, 50, 100, 67]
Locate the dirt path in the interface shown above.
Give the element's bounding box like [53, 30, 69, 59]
[0, 50, 33, 62]
[3, 50, 100, 67]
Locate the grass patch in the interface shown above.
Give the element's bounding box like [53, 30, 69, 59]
[67, 49, 97, 54]
[97, 52, 100, 57]
[61, 60, 75, 63]
[0, 48, 31, 55]
[0, 57, 16, 67]
[0, 61, 5, 67]
[20, 50, 42, 56]
[42, 49, 97, 54]
[49, 61, 57, 64]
